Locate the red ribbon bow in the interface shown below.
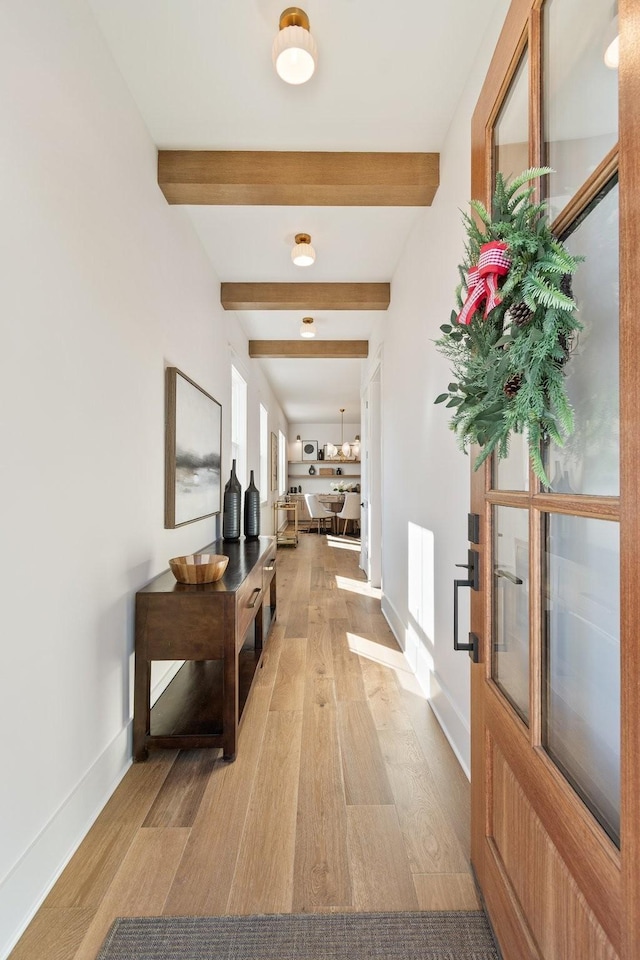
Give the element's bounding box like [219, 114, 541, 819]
[456, 241, 511, 325]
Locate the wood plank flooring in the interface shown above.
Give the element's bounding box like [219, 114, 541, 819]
[9, 531, 477, 960]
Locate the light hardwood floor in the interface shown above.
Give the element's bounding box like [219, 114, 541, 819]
[10, 531, 478, 960]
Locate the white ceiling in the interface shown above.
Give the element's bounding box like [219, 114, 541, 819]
[88, 0, 504, 425]
[187, 205, 421, 283]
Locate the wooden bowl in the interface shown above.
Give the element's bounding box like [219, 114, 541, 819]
[169, 553, 228, 584]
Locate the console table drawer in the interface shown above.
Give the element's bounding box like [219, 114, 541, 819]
[236, 567, 264, 645]
[137, 594, 227, 660]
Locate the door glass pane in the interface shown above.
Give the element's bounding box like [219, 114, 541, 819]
[544, 0, 618, 223]
[493, 432, 529, 491]
[544, 514, 620, 845]
[492, 50, 529, 490]
[493, 507, 530, 723]
[544, 181, 619, 495]
[494, 49, 529, 192]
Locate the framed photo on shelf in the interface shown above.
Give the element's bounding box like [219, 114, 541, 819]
[270, 431, 278, 491]
[165, 366, 222, 529]
[301, 440, 318, 461]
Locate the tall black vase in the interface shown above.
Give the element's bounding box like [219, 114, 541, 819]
[244, 470, 260, 540]
[223, 459, 241, 542]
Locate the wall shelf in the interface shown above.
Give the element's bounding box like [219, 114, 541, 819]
[288, 472, 360, 478]
[288, 460, 360, 465]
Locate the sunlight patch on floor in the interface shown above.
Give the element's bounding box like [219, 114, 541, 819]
[347, 632, 411, 673]
[326, 535, 361, 552]
[334, 575, 382, 599]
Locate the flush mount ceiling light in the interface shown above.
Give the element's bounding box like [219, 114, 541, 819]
[272, 7, 317, 85]
[300, 316, 316, 338]
[604, 15, 619, 69]
[292, 232, 316, 266]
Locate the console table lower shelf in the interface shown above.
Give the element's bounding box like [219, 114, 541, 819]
[133, 536, 276, 763]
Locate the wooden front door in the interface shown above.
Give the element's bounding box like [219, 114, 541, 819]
[468, 1, 640, 957]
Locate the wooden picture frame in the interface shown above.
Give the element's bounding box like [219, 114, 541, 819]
[270, 431, 278, 492]
[165, 366, 222, 528]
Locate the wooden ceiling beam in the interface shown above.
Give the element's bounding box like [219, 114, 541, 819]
[158, 151, 439, 206]
[249, 341, 368, 359]
[221, 282, 390, 311]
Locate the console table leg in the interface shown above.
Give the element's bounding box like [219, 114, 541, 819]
[133, 655, 151, 762]
[255, 603, 264, 652]
[222, 634, 238, 762]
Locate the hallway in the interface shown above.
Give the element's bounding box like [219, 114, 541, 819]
[10, 532, 476, 959]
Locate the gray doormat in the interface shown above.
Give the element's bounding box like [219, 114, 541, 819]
[97, 911, 500, 959]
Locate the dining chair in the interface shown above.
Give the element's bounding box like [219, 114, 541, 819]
[336, 492, 361, 536]
[304, 494, 335, 535]
[295, 493, 312, 531]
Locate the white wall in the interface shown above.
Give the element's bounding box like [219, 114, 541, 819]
[0, 2, 286, 955]
[365, 0, 510, 775]
[288, 422, 361, 453]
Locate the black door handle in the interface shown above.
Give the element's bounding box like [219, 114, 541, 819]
[453, 549, 479, 662]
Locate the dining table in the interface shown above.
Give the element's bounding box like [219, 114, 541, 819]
[318, 493, 345, 534]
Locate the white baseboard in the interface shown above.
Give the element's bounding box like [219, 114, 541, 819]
[381, 594, 407, 654]
[0, 727, 132, 960]
[427, 677, 471, 779]
[381, 594, 470, 779]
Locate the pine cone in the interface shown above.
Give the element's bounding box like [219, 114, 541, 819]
[503, 374, 523, 398]
[560, 273, 573, 300]
[508, 302, 533, 327]
[558, 333, 574, 365]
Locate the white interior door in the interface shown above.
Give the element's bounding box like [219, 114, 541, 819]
[362, 366, 382, 587]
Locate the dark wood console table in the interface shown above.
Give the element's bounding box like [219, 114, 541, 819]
[133, 536, 276, 762]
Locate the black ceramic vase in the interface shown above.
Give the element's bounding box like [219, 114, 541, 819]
[223, 459, 242, 541]
[243, 470, 260, 540]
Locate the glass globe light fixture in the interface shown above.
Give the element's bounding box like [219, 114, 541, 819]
[292, 233, 316, 266]
[300, 317, 316, 338]
[604, 16, 620, 70]
[273, 8, 317, 85]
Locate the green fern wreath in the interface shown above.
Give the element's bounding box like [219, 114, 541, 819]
[434, 168, 583, 486]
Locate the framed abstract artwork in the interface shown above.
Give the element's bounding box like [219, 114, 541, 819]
[270, 431, 278, 492]
[165, 366, 222, 528]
